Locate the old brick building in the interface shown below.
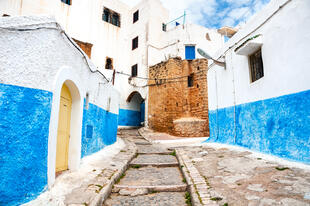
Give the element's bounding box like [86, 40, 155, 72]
[148, 57, 209, 137]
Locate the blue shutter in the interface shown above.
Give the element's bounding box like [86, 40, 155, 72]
[185, 46, 195, 60]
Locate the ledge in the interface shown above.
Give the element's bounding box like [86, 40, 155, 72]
[235, 35, 263, 55]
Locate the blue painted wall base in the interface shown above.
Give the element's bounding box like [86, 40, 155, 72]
[81, 102, 118, 158]
[0, 83, 52, 206]
[207, 90, 310, 164]
[118, 109, 141, 126]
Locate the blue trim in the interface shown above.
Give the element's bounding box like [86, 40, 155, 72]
[81, 102, 118, 158]
[118, 109, 141, 126]
[185, 46, 196, 60]
[207, 90, 310, 164]
[0, 83, 52, 206]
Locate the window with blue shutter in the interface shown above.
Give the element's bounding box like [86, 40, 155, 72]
[185, 46, 196, 60]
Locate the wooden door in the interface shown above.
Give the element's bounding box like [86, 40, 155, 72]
[56, 84, 72, 172]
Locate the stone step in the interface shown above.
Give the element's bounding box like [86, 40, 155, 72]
[130, 154, 179, 167]
[113, 184, 187, 192]
[104, 192, 187, 206]
[116, 166, 186, 192]
[137, 145, 172, 154]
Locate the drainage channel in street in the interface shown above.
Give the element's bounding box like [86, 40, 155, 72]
[103, 130, 191, 206]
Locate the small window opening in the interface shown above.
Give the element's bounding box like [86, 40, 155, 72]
[133, 10, 139, 23]
[249, 48, 264, 82]
[197, 103, 199, 107]
[112, 13, 120, 27]
[132, 36, 138, 50]
[2, 14, 10, 17]
[105, 57, 113, 70]
[176, 102, 178, 106]
[131, 64, 138, 77]
[61, 0, 71, 5]
[162, 23, 167, 32]
[103, 9, 110, 22]
[197, 84, 199, 88]
[197, 66, 200, 71]
[188, 74, 194, 87]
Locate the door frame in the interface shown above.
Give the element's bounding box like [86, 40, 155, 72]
[47, 67, 85, 187]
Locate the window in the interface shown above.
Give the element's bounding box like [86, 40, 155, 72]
[133, 10, 139, 23]
[188, 74, 194, 87]
[105, 57, 113, 70]
[61, 0, 71, 5]
[131, 64, 138, 77]
[185, 45, 196, 60]
[102, 8, 120, 27]
[132, 36, 138, 50]
[162, 23, 167, 32]
[249, 49, 264, 82]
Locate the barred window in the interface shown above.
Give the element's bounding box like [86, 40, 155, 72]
[102, 8, 120, 27]
[249, 49, 264, 82]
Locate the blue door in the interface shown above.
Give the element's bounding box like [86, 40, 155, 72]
[185, 46, 196, 60]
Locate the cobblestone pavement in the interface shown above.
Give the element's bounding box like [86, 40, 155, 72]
[104, 129, 188, 206]
[178, 145, 310, 206]
[105, 192, 187, 206]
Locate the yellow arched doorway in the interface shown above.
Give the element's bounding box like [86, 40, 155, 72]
[56, 84, 72, 173]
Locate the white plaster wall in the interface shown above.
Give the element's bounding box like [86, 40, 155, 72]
[0, 0, 130, 75]
[208, 0, 310, 110]
[0, 16, 120, 186]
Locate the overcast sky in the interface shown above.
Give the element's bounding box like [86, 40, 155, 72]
[119, 0, 271, 28]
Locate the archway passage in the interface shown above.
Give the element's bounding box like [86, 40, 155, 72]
[119, 91, 144, 126]
[56, 84, 72, 173]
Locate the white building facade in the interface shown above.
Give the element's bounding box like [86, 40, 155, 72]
[0, 0, 223, 128]
[207, 0, 310, 164]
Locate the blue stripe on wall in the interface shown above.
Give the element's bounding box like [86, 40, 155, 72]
[118, 109, 141, 126]
[81, 102, 118, 158]
[0, 83, 52, 206]
[207, 90, 310, 164]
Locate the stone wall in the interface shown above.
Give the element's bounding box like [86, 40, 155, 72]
[148, 57, 209, 137]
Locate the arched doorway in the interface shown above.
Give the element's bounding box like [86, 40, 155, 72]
[118, 91, 144, 126]
[56, 84, 72, 173]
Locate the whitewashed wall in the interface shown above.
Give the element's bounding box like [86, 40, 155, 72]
[0, 16, 120, 188]
[208, 0, 310, 110]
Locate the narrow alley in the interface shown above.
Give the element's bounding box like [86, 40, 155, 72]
[104, 129, 188, 205]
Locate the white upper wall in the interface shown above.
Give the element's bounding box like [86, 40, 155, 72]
[208, 0, 310, 110]
[0, 15, 120, 114]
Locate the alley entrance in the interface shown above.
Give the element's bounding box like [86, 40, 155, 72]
[56, 84, 72, 172]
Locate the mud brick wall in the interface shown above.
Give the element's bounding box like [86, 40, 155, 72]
[148, 57, 209, 137]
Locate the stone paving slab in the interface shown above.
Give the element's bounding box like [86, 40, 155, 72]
[117, 166, 185, 187]
[137, 145, 171, 154]
[104, 192, 187, 206]
[177, 145, 310, 206]
[130, 154, 178, 166]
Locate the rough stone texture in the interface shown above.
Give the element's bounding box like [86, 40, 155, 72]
[178, 145, 310, 206]
[131, 154, 178, 165]
[104, 192, 187, 206]
[148, 57, 209, 137]
[137, 145, 171, 154]
[117, 166, 184, 186]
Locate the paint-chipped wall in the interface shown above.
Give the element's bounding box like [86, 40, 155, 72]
[148, 57, 209, 137]
[0, 16, 120, 205]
